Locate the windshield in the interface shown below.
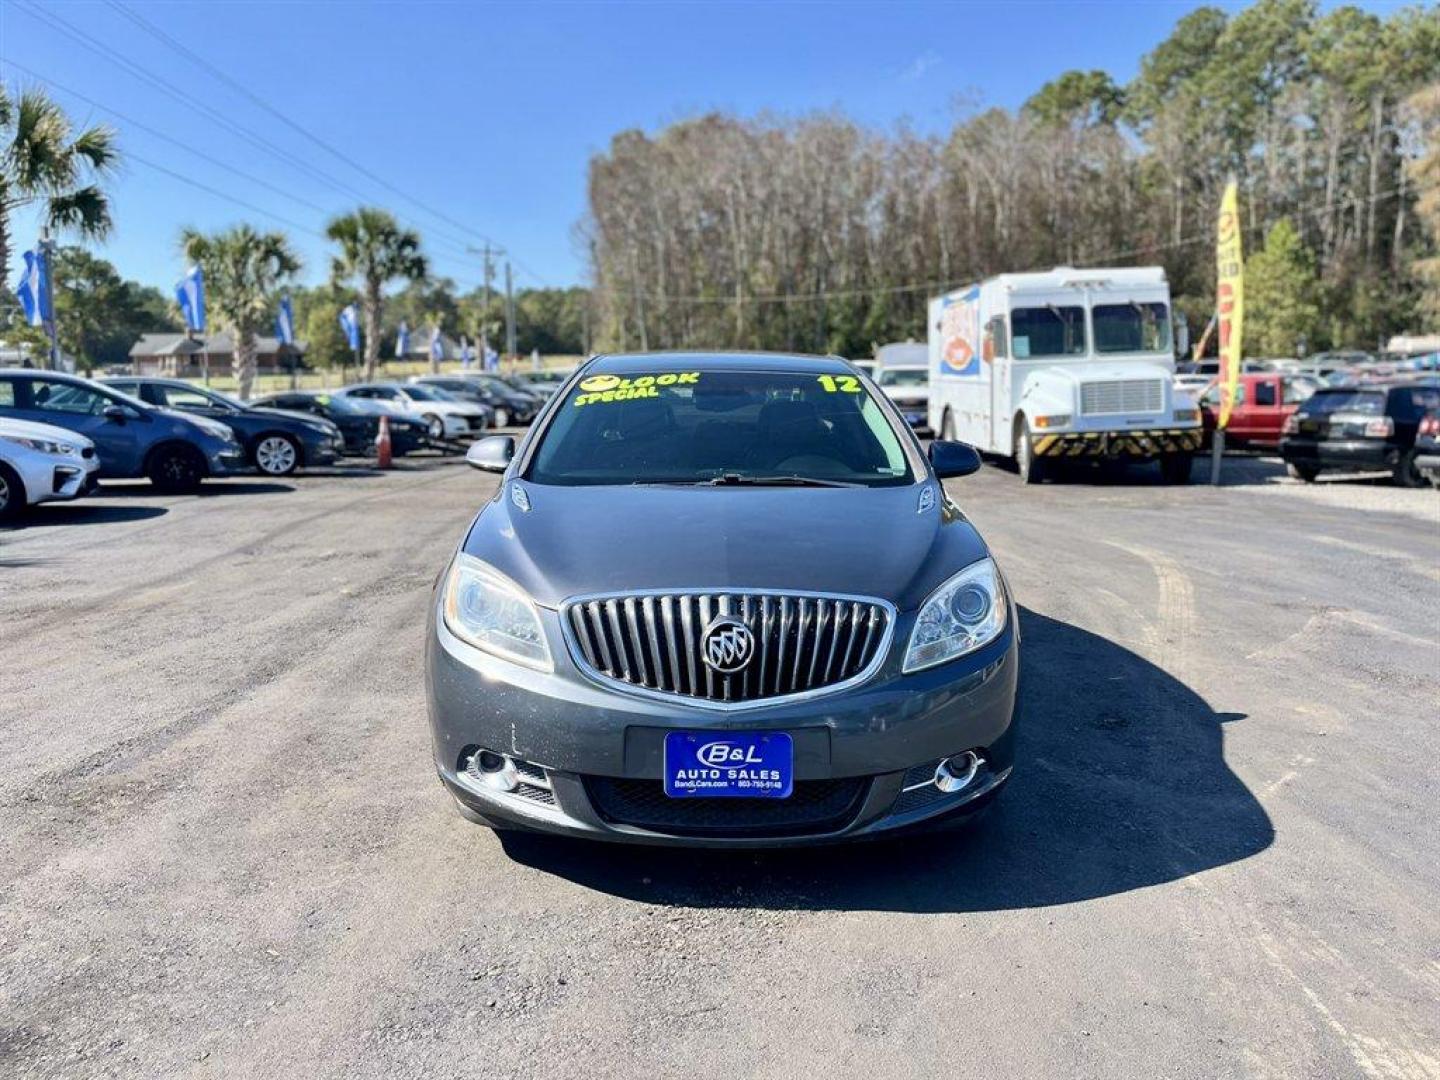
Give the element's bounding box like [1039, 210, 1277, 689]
[401, 384, 453, 402]
[1093, 302, 1171, 354]
[528, 369, 914, 487]
[878, 368, 927, 387]
[1010, 306, 1086, 358]
[1302, 390, 1385, 416]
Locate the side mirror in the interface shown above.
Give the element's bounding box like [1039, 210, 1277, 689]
[466, 435, 515, 473]
[928, 440, 982, 479]
[102, 403, 128, 424]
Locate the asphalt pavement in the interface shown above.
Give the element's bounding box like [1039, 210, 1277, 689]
[1, 456, 1437, 1079]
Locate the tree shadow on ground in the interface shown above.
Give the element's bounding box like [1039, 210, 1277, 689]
[0, 504, 168, 530]
[498, 607, 1273, 913]
[96, 480, 295, 497]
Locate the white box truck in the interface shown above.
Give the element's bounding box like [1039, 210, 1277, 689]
[926, 266, 1202, 483]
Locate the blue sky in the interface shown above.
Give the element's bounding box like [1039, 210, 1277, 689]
[1, 0, 1407, 294]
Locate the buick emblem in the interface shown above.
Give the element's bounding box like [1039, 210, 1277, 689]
[702, 617, 754, 674]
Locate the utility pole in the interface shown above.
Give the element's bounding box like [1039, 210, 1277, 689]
[466, 242, 504, 367]
[39, 228, 59, 371]
[504, 262, 517, 363]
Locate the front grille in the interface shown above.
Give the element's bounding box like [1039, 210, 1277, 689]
[1080, 379, 1164, 416]
[585, 776, 868, 837]
[564, 591, 891, 705]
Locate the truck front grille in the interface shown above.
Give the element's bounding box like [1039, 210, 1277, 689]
[1080, 379, 1164, 416]
[563, 591, 892, 707]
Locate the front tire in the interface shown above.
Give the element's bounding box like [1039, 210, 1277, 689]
[253, 434, 300, 476]
[492, 407, 509, 429]
[148, 445, 205, 493]
[1014, 419, 1046, 484]
[1159, 454, 1193, 484]
[1286, 462, 1320, 483]
[423, 413, 446, 440]
[0, 462, 27, 523]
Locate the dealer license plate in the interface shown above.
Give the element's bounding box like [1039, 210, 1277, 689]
[663, 731, 793, 799]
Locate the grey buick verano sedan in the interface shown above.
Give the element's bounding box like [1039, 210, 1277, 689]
[425, 353, 1019, 846]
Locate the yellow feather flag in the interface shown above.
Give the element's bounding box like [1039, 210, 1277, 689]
[1216, 180, 1244, 430]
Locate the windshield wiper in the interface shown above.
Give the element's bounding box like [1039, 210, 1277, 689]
[707, 473, 861, 488]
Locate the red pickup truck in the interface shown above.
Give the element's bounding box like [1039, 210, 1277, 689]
[1197, 373, 1318, 449]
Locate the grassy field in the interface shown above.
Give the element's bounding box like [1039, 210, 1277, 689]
[192, 356, 586, 395]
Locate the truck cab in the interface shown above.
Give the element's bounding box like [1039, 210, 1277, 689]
[927, 266, 1202, 483]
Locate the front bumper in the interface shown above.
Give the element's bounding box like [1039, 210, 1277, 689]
[208, 447, 248, 476]
[425, 603, 1019, 847]
[1031, 426, 1202, 460]
[1281, 438, 1396, 470]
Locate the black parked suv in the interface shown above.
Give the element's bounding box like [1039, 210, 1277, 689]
[409, 374, 540, 427]
[249, 390, 431, 457]
[1280, 382, 1440, 487]
[101, 378, 345, 476]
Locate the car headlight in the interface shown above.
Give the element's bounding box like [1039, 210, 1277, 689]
[1, 434, 78, 455]
[903, 557, 1007, 673]
[441, 555, 552, 670]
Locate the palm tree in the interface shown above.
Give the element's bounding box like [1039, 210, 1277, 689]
[1, 83, 118, 289]
[326, 208, 427, 380]
[180, 225, 300, 401]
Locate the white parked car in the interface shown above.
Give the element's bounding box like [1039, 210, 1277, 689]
[1173, 373, 1213, 396]
[875, 364, 932, 434]
[335, 382, 491, 440]
[0, 417, 100, 522]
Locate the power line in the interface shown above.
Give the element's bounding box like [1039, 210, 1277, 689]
[104, 0, 511, 256]
[123, 150, 328, 241]
[0, 56, 331, 218]
[8, 0, 480, 263]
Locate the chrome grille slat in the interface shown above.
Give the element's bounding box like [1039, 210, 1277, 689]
[1080, 378, 1164, 416]
[605, 599, 632, 682]
[624, 597, 651, 687]
[565, 590, 891, 707]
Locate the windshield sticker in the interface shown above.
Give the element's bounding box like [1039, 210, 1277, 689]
[574, 372, 698, 406]
[817, 374, 862, 393]
[315, 394, 331, 405]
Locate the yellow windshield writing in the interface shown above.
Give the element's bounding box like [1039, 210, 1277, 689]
[574, 372, 699, 406]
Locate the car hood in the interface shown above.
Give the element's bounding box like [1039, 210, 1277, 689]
[248, 406, 333, 429]
[0, 416, 95, 446]
[460, 481, 989, 612]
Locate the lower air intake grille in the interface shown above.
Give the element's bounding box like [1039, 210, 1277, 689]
[584, 777, 869, 837]
[564, 591, 891, 706]
[1080, 379, 1164, 416]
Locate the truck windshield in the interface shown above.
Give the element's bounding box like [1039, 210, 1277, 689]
[528, 369, 914, 487]
[878, 368, 927, 387]
[1010, 306, 1085, 358]
[1093, 302, 1171, 354]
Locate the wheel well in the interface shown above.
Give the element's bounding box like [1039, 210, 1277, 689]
[0, 460, 26, 504]
[1011, 411, 1028, 448]
[142, 440, 208, 478]
[253, 430, 304, 466]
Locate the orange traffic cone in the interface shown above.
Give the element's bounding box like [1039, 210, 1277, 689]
[376, 414, 393, 469]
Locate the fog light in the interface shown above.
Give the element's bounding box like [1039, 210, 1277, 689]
[934, 751, 982, 794]
[466, 748, 519, 792]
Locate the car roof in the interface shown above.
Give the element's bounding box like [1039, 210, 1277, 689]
[0, 367, 87, 381]
[585, 351, 853, 376]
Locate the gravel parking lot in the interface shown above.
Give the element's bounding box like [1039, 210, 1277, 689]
[2, 459, 1437, 1079]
